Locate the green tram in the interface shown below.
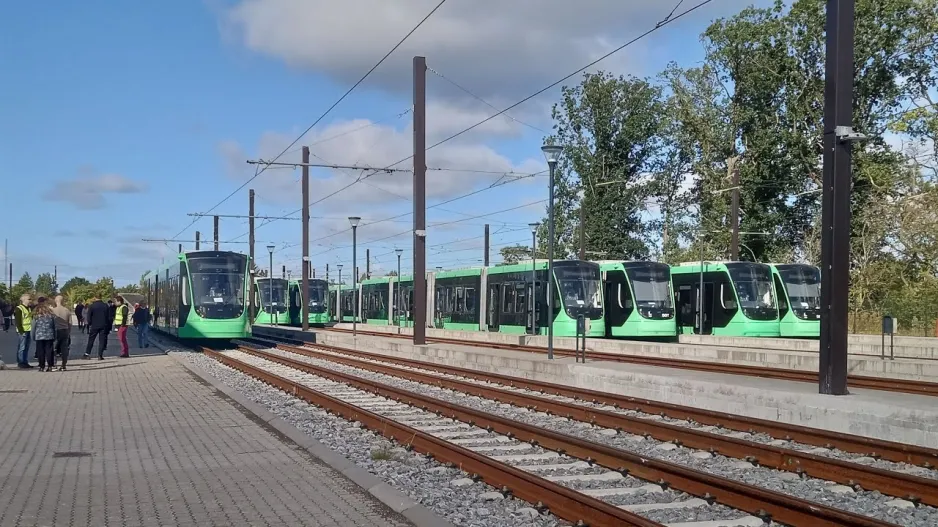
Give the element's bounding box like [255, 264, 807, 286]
[768, 263, 821, 338]
[328, 284, 360, 323]
[359, 274, 419, 328]
[670, 261, 780, 337]
[144, 250, 252, 340]
[288, 279, 332, 326]
[598, 261, 677, 339]
[428, 260, 605, 337]
[253, 277, 289, 325]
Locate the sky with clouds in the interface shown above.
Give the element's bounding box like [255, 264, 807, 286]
[1, 0, 777, 286]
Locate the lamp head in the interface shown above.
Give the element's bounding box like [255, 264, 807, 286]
[395, 248, 403, 256]
[528, 222, 539, 234]
[348, 216, 361, 228]
[337, 264, 343, 271]
[266, 244, 275, 254]
[541, 144, 563, 165]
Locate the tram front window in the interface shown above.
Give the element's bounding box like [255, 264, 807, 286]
[307, 281, 328, 313]
[726, 263, 777, 321]
[624, 263, 673, 320]
[188, 254, 247, 319]
[258, 279, 288, 314]
[777, 264, 821, 320]
[554, 263, 603, 320]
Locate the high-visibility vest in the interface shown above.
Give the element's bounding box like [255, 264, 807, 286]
[114, 305, 126, 326]
[17, 304, 31, 332]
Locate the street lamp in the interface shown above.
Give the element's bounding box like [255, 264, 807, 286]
[266, 245, 275, 326]
[529, 222, 539, 336]
[395, 248, 403, 329]
[337, 264, 343, 323]
[541, 144, 562, 360]
[348, 216, 361, 337]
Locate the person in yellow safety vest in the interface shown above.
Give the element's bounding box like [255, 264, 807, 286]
[14, 294, 34, 368]
[113, 295, 130, 358]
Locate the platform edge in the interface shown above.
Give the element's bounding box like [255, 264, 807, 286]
[172, 352, 456, 527]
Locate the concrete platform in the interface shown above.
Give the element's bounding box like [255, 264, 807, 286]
[681, 333, 938, 360]
[267, 325, 938, 449]
[319, 323, 938, 383]
[0, 328, 422, 527]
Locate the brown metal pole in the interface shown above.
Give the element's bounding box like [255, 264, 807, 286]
[213, 216, 219, 251]
[730, 164, 740, 261]
[195, 231, 200, 250]
[366, 249, 370, 279]
[302, 146, 310, 331]
[413, 56, 427, 345]
[483, 224, 490, 266]
[819, 0, 854, 396]
[249, 189, 256, 323]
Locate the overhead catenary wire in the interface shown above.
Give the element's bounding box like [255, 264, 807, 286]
[169, 0, 449, 240]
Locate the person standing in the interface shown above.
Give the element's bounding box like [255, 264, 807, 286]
[104, 299, 116, 352]
[83, 296, 109, 360]
[132, 301, 150, 349]
[31, 298, 56, 372]
[13, 294, 33, 369]
[1, 299, 13, 332]
[52, 295, 72, 371]
[75, 301, 85, 333]
[113, 296, 130, 358]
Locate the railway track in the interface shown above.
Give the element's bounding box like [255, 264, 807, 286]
[203, 342, 917, 526]
[239, 336, 938, 509]
[321, 327, 938, 397]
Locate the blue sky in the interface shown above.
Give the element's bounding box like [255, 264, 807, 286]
[1, 0, 774, 287]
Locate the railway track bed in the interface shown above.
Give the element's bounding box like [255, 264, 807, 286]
[169, 335, 938, 526]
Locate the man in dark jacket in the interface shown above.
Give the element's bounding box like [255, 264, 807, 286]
[83, 296, 110, 360]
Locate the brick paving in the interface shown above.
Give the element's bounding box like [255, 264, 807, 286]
[0, 328, 415, 527]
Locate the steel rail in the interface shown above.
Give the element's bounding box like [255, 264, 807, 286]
[201, 347, 661, 527]
[322, 327, 938, 396]
[251, 334, 938, 469]
[226, 345, 898, 527]
[241, 341, 938, 508]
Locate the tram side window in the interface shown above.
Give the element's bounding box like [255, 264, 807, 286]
[455, 287, 465, 313]
[720, 284, 737, 310]
[465, 287, 476, 315]
[515, 283, 526, 314]
[181, 273, 190, 306]
[503, 284, 515, 313]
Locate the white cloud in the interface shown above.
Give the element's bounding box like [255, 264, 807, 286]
[42, 173, 147, 210]
[217, 1, 761, 102]
[218, 113, 545, 214]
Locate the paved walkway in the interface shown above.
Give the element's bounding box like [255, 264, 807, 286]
[0, 328, 415, 527]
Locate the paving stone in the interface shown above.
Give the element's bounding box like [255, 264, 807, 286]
[0, 329, 414, 527]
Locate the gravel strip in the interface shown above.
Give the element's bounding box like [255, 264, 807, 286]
[177, 350, 565, 527]
[264, 345, 938, 527]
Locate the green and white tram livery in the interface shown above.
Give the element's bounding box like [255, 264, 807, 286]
[599, 261, 677, 339]
[671, 261, 780, 337]
[769, 263, 821, 338]
[144, 250, 251, 340]
[253, 277, 289, 325]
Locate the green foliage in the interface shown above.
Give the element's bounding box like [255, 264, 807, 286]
[11, 273, 33, 301]
[117, 284, 141, 294]
[498, 245, 532, 265]
[60, 276, 90, 297]
[34, 272, 56, 298]
[0, 283, 10, 304]
[66, 277, 116, 305]
[533, 0, 938, 332]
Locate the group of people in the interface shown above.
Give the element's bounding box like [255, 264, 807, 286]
[10, 293, 151, 371]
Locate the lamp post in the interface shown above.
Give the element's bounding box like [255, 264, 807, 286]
[348, 216, 361, 337]
[395, 248, 403, 329]
[337, 264, 343, 322]
[529, 222, 539, 336]
[541, 144, 562, 360]
[266, 245, 275, 326]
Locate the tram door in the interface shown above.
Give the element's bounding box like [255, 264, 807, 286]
[487, 284, 501, 330]
[693, 282, 715, 335]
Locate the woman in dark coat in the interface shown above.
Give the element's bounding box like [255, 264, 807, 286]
[31, 297, 57, 372]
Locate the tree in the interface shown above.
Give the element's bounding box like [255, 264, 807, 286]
[11, 273, 33, 301]
[117, 284, 141, 294]
[250, 263, 268, 277]
[545, 71, 665, 260]
[34, 272, 56, 297]
[498, 245, 532, 265]
[60, 276, 90, 297]
[0, 283, 10, 304]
